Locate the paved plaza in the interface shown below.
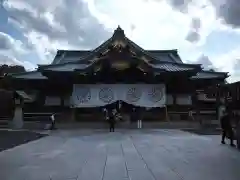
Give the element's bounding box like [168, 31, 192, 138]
[0, 129, 240, 180]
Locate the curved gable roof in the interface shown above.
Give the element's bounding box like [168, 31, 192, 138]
[51, 26, 184, 65]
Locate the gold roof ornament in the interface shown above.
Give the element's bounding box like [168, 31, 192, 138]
[112, 40, 127, 48]
[111, 61, 130, 70]
[93, 65, 102, 72]
[113, 26, 125, 38]
[137, 63, 149, 72]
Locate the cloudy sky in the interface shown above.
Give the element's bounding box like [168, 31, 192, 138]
[0, 0, 240, 82]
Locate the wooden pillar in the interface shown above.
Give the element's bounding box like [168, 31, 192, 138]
[216, 85, 220, 120]
[172, 93, 178, 120]
[70, 108, 76, 121]
[12, 98, 24, 129]
[194, 91, 201, 125]
[173, 93, 177, 105]
[216, 85, 225, 122]
[165, 106, 169, 121]
[60, 96, 64, 107]
[69, 84, 75, 122]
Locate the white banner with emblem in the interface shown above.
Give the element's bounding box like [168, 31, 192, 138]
[71, 84, 166, 108]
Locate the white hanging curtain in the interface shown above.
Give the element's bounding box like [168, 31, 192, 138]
[71, 84, 166, 108]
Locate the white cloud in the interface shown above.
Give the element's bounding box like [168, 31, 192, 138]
[209, 47, 240, 82]
[0, 32, 35, 70]
[0, 32, 27, 53]
[89, 0, 240, 82]
[1, 0, 240, 82]
[89, 0, 193, 50]
[3, 0, 111, 65]
[0, 54, 36, 70]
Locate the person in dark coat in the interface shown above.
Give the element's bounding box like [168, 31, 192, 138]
[237, 120, 240, 150]
[108, 109, 116, 132]
[220, 111, 235, 146]
[235, 113, 240, 150]
[131, 108, 138, 123]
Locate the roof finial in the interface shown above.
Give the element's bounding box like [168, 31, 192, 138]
[113, 25, 125, 38]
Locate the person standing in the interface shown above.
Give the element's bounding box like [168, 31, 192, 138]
[235, 113, 240, 150]
[108, 109, 116, 132]
[220, 111, 235, 146]
[132, 108, 141, 128]
[50, 113, 56, 130]
[131, 108, 137, 123]
[103, 108, 109, 121]
[189, 110, 194, 121]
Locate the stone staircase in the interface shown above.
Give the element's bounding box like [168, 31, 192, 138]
[0, 117, 10, 129]
[20, 120, 221, 130]
[54, 121, 201, 130]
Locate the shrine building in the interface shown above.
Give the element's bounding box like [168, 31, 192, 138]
[6, 26, 228, 129]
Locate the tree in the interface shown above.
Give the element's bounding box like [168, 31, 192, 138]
[0, 65, 26, 118]
[0, 64, 26, 76]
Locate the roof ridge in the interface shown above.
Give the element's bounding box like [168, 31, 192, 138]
[201, 70, 229, 74]
[7, 70, 39, 76]
[153, 61, 202, 67]
[147, 49, 178, 52]
[57, 50, 92, 52]
[125, 37, 161, 63]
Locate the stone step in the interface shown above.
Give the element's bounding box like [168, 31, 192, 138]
[0, 120, 10, 128]
[54, 121, 201, 129]
[21, 121, 221, 130]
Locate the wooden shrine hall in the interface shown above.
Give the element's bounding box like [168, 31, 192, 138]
[5, 26, 228, 128]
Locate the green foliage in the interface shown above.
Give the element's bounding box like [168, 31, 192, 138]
[0, 64, 26, 76]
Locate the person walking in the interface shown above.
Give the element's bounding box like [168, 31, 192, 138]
[220, 111, 235, 146]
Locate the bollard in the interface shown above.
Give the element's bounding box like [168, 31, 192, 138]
[137, 120, 142, 129]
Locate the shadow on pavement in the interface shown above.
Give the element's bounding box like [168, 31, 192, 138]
[0, 130, 47, 152]
[182, 128, 222, 135]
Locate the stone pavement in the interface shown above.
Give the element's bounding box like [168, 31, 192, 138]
[0, 129, 240, 180]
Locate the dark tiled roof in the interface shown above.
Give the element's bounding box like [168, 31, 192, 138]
[46, 27, 225, 79]
[52, 50, 91, 64]
[15, 91, 32, 100]
[225, 81, 240, 86]
[147, 50, 183, 63]
[51, 36, 114, 65]
[51, 27, 183, 65]
[126, 37, 165, 63]
[153, 63, 195, 72]
[9, 71, 47, 80]
[191, 71, 228, 79]
[43, 63, 89, 71]
[52, 49, 183, 65]
[42, 54, 199, 73]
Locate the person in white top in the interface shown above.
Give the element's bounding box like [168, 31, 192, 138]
[103, 108, 109, 121]
[50, 113, 56, 130]
[189, 110, 194, 121]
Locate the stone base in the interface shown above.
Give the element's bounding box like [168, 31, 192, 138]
[12, 107, 23, 129]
